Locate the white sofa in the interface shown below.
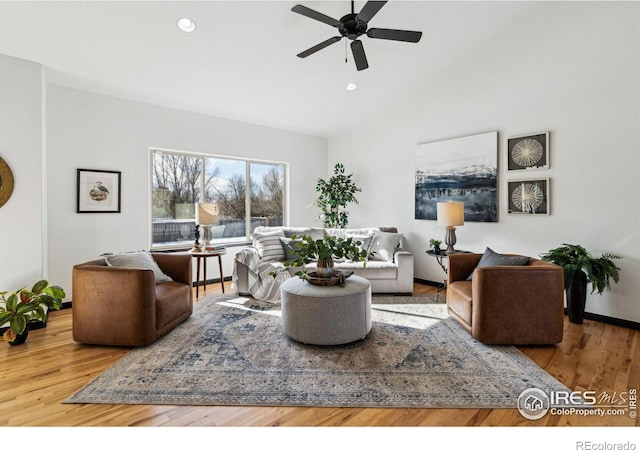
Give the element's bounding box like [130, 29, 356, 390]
[233, 226, 414, 297]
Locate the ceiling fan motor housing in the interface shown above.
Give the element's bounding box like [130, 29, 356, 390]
[339, 13, 367, 40]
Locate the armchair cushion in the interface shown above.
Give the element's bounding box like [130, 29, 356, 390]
[104, 251, 173, 283]
[467, 247, 529, 280]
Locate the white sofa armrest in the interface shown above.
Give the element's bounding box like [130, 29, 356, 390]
[394, 248, 414, 293]
[233, 247, 260, 295]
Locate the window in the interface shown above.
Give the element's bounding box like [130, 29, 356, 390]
[151, 149, 285, 249]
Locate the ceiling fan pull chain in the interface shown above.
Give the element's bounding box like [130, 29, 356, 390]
[345, 39, 347, 63]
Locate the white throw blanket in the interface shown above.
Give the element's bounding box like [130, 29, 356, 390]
[233, 249, 290, 302]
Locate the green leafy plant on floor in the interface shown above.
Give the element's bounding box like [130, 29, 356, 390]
[540, 243, 621, 294]
[0, 280, 65, 343]
[313, 163, 361, 229]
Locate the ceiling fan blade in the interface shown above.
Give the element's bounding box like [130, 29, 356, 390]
[351, 40, 369, 71]
[367, 28, 422, 43]
[356, 1, 387, 24]
[297, 36, 343, 58]
[291, 4, 342, 28]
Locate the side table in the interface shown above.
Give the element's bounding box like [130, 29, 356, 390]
[189, 249, 227, 298]
[425, 249, 469, 302]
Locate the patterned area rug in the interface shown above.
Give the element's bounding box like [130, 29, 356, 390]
[64, 294, 571, 408]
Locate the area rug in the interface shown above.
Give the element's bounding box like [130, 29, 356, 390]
[64, 294, 572, 408]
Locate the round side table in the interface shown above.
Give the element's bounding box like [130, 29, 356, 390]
[280, 275, 372, 345]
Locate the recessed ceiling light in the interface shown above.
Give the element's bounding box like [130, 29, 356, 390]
[177, 17, 196, 33]
[346, 83, 357, 91]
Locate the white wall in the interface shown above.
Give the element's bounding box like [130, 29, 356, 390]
[329, 3, 640, 322]
[46, 85, 327, 297]
[0, 55, 45, 291]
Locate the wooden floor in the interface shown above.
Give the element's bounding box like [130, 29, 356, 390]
[1, 281, 638, 428]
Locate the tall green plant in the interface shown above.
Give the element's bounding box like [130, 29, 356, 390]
[314, 163, 361, 228]
[540, 243, 621, 294]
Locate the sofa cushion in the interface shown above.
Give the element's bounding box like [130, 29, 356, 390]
[305, 260, 398, 279]
[104, 251, 173, 283]
[369, 230, 403, 262]
[280, 237, 302, 263]
[284, 227, 325, 240]
[252, 230, 286, 262]
[467, 247, 530, 280]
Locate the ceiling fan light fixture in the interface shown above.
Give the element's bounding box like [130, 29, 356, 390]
[177, 17, 196, 33]
[346, 83, 358, 91]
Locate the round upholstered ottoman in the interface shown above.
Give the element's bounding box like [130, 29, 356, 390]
[280, 275, 372, 345]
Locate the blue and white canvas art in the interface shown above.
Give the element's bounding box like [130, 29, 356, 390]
[415, 131, 498, 222]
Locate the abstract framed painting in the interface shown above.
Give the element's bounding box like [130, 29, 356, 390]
[507, 132, 549, 171]
[507, 178, 550, 215]
[415, 131, 498, 222]
[77, 168, 121, 213]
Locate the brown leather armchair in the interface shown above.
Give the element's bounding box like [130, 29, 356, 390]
[72, 252, 193, 346]
[446, 252, 564, 345]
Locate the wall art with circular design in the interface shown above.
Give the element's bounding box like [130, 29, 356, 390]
[0, 156, 15, 208]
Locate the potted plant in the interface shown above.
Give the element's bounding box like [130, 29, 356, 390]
[313, 163, 361, 229]
[429, 238, 442, 255]
[286, 234, 369, 279]
[540, 244, 621, 324]
[0, 280, 65, 345]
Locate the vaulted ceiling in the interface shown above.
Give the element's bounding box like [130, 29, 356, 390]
[0, 1, 540, 137]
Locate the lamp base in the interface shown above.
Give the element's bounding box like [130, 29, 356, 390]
[444, 226, 457, 254]
[201, 224, 213, 247]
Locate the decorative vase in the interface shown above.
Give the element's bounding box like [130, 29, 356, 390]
[432, 247, 441, 255]
[566, 270, 587, 324]
[316, 257, 335, 278]
[8, 326, 29, 346]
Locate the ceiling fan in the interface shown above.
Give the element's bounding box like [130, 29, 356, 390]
[291, 0, 422, 71]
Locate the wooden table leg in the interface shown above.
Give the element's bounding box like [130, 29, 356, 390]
[196, 256, 201, 298]
[218, 255, 225, 293]
[203, 256, 207, 294]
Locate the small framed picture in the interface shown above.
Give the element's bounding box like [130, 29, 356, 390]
[507, 132, 549, 171]
[508, 178, 549, 215]
[77, 169, 121, 213]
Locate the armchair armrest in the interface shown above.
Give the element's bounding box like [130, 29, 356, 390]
[151, 252, 192, 285]
[447, 253, 482, 283]
[471, 260, 564, 343]
[72, 264, 158, 344]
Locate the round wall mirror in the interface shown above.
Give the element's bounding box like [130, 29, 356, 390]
[0, 156, 15, 208]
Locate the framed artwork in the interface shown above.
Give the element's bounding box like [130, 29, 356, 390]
[507, 178, 549, 215]
[415, 131, 498, 222]
[77, 169, 121, 213]
[507, 132, 549, 171]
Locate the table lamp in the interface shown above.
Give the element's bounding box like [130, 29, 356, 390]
[196, 203, 220, 248]
[437, 201, 464, 254]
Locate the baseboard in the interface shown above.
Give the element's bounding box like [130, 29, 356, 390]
[570, 309, 640, 330]
[193, 276, 233, 287]
[414, 277, 443, 287]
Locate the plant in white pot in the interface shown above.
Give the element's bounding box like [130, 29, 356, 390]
[540, 244, 621, 324]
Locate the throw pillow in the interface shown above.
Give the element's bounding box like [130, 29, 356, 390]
[280, 237, 302, 263]
[346, 233, 373, 259]
[369, 230, 403, 262]
[252, 230, 286, 262]
[467, 247, 530, 280]
[105, 251, 173, 283]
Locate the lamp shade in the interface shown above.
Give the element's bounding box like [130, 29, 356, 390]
[437, 201, 464, 227]
[196, 203, 220, 225]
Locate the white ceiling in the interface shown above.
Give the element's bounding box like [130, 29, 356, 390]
[0, 1, 540, 137]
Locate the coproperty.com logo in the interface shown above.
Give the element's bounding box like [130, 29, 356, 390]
[517, 387, 637, 420]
